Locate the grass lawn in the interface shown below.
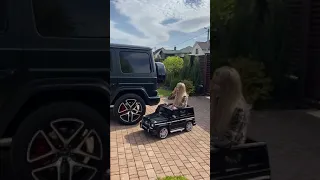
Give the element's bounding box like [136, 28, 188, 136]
[157, 87, 172, 97]
[157, 176, 188, 180]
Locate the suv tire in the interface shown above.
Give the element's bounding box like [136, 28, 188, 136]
[11, 102, 109, 180]
[113, 93, 146, 125]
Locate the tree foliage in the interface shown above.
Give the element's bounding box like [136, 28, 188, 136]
[163, 56, 184, 75]
[211, 0, 297, 100]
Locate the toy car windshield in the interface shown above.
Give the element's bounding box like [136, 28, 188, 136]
[158, 106, 172, 117]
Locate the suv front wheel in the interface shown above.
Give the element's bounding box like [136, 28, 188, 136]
[113, 93, 146, 125]
[11, 102, 109, 180]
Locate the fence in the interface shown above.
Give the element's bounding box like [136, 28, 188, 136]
[198, 54, 211, 95]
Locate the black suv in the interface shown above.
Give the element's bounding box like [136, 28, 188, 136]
[110, 44, 162, 125]
[0, 0, 109, 180]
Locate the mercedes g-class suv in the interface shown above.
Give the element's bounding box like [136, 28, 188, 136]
[0, 0, 109, 180]
[110, 44, 162, 125]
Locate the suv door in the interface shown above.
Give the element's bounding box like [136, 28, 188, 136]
[0, 0, 24, 138]
[112, 49, 157, 98]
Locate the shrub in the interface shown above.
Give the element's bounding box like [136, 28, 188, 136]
[180, 55, 191, 80]
[189, 57, 202, 87]
[170, 77, 181, 90]
[181, 80, 195, 95]
[163, 56, 184, 76]
[157, 176, 188, 180]
[163, 56, 184, 87]
[229, 56, 273, 105]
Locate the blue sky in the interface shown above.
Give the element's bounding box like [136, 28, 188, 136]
[110, 0, 210, 51]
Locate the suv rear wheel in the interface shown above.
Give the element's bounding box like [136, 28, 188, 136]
[113, 93, 146, 125]
[11, 102, 109, 180]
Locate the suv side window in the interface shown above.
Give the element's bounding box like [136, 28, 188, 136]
[0, 0, 7, 33]
[32, 0, 107, 38]
[119, 51, 151, 74]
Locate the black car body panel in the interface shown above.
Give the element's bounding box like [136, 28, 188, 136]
[211, 138, 272, 180]
[0, 0, 109, 138]
[155, 62, 166, 83]
[141, 104, 196, 135]
[110, 43, 160, 106]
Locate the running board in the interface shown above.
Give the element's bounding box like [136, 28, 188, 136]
[170, 128, 185, 133]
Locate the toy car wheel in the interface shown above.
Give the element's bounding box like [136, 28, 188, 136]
[185, 121, 193, 132]
[157, 127, 169, 139]
[11, 102, 109, 180]
[113, 93, 146, 125]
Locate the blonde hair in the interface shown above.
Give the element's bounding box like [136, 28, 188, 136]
[210, 66, 249, 135]
[173, 82, 188, 106]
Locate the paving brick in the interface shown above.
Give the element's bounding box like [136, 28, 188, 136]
[110, 97, 210, 179]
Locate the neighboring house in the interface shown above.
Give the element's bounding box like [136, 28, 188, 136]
[153, 47, 164, 61]
[153, 46, 192, 61]
[191, 41, 210, 56]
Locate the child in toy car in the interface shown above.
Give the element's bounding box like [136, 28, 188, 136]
[140, 104, 196, 139]
[140, 82, 195, 139]
[166, 82, 188, 109]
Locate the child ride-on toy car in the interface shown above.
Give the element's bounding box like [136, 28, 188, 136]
[211, 137, 272, 180]
[140, 103, 196, 139]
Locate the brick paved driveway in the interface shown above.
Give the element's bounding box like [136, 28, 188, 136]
[110, 97, 210, 180]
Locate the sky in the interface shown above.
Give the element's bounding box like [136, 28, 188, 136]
[110, 0, 210, 51]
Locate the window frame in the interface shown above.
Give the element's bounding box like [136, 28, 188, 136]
[31, 0, 107, 38]
[119, 51, 152, 74]
[0, 0, 8, 34]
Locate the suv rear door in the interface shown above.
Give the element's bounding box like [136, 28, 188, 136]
[111, 48, 158, 102]
[0, 0, 24, 129]
[20, 0, 109, 81]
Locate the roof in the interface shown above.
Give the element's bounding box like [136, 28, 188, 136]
[161, 46, 192, 54]
[110, 43, 152, 50]
[196, 41, 210, 50]
[153, 47, 164, 55]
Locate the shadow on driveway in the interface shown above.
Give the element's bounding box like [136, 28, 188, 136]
[248, 110, 320, 180]
[123, 129, 188, 146]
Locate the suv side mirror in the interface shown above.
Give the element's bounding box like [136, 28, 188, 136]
[155, 62, 166, 83]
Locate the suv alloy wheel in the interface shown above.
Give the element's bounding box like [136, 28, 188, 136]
[113, 93, 146, 125]
[11, 102, 109, 180]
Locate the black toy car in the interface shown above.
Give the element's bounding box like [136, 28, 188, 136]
[211, 138, 272, 180]
[140, 103, 196, 139]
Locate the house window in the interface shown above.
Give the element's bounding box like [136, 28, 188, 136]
[32, 0, 107, 37]
[0, 0, 7, 33]
[195, 49, 198, 54]
[119, 51, 151, 73]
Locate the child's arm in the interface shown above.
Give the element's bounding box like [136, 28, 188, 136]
[181, 96, 188, 107]
[168, 88, 176, 100]
[168, 93, 175, 100]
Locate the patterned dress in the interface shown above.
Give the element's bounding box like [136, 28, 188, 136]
[168, 93, 188, 108]
[211, 107, 249, 149]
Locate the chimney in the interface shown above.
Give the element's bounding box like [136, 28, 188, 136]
[174, 46, 176, 51]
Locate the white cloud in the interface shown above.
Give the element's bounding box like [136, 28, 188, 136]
[110, 0, 210, 48]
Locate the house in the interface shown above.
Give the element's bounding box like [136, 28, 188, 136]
[153, 46, 192, 61]
[153, 47, 164, 61]
[190, 41, 210, 56]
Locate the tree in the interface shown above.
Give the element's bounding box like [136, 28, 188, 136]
[163, 56, 184, 86]
[163, 56, 183, 76]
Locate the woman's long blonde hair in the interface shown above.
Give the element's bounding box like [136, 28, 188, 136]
[173, 82, 188, 106]
[210, 66, 249, 135]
